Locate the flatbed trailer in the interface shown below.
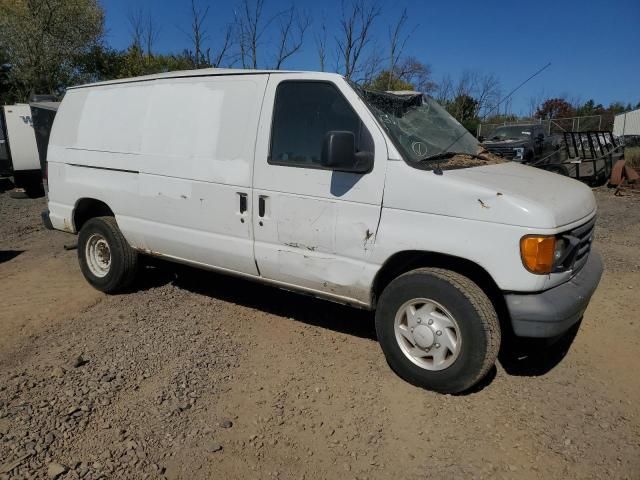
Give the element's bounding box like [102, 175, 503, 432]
[530, 131, 624, 186]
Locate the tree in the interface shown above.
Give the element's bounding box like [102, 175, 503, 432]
[451, 94, 479, 133]
[273, 5, 310, 69]
[0, 0, 105, 101]
[535, 98, 575, 119]
[606, 101, 626, 115]
[366, 58, 435, 93]
[387, 8, 414, 90]
[576, 99, 605, 117]
[234, 0, 269, 69]
[395, 57, 435, 93]
[434, 74, 454, 104]
[365, 70, 413, 91]
[128, 8, 159, 60]
[335, 0, 381, 80]
[187, 0, 210, 68]
[315, 18, 328, 72]
[474, 72, 500, 117]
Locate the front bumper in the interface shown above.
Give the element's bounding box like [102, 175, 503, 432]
[505, 250, 603, 338]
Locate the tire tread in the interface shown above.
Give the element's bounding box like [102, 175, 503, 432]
[404, 268, 500, 388]
[376, 267, 500, 393]
[78, 216, 138, 293]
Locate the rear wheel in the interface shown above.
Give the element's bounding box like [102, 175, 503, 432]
[375, 268, 500, 394]
[78, 216, 138, 293]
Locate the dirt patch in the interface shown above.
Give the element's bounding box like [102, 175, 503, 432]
[438, 147, 507, 170]
[0, 184, 639, 479]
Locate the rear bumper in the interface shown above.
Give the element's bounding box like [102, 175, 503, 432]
[41, 209, 54, 230]
[505, 250, 603, 338]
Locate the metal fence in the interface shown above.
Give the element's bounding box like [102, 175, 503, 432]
[478, 114, 615, 138]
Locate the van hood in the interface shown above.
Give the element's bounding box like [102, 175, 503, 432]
[385, 161, 596, 230]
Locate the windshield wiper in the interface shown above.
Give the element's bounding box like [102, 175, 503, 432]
[418, 151, 487, 163]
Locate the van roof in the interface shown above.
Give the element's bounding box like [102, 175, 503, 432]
[67, 68, 344, 90]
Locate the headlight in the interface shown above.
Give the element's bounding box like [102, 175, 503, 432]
[513, 147, 525, 159]
[520, 235, 570, 274]
[554, 238, 567, 263]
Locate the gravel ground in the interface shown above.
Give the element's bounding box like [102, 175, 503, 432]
[1, 179, 639, 479]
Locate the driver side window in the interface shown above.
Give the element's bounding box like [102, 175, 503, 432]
[269, 81, 374, 169]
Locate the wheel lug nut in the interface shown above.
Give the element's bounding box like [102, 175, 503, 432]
[428, 319, 433, 325]
[410, 328, 414, 333]
[436, 330, 442, 336]
[435, 343, 440, 348]
[417, 318, 421, 324]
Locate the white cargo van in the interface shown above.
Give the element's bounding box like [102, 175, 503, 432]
[43, 69, 602, 393]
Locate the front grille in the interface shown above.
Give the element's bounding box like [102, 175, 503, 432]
[485, 145, 517, 159]
[560, 217, 595, 273]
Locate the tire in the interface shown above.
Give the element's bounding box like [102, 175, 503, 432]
[77, 216, 138, 293]
[375, 268, 500, 394]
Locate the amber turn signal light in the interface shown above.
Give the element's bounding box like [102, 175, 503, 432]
[520, 235, 556, 274]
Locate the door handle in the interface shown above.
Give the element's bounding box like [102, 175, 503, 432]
[238, 193, 247, 214]
[258, 196, 267, 218]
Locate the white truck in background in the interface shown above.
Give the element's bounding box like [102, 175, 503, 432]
[43, 68, 603, 394]
[0, 103, 42, 193]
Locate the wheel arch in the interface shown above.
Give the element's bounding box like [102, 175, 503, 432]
[371, 250, 510, 331]
[73, 197, 115, 232]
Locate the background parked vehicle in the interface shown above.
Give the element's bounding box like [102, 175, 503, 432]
[0, 103, 43, 195]
[480, 124, 558, 162]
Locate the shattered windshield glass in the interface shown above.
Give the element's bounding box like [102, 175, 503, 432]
[351, 85, 479, 163]
[489, 126, 532, 140]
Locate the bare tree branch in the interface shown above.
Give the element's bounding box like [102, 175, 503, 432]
[335, 0, 381, 80]
[234, 0, 271, 69]
[274, 5, 310, 69]
[189, 0, 210, 68]
[394, 57, 435, 93]
[315, 17, 328, 71]
[475, 72, 501, 117]
[128, 8, 144, 53]
[145, 12, 159, 58]
[387, 8, 415, 90]
[211, 23, 233, 67]
[435, 74, 453, 104]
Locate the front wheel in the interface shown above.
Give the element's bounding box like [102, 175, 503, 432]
[78, 216, 138, 293]
[375, 268, 500, 394]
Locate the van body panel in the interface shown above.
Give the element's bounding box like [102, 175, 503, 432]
[374, 160, 596, 292]
[49, 74, 269, 276]
[383, 161, 596, 230]
[251, 74, 388, 303]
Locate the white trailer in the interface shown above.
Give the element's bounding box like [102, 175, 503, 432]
[0, 103, 41, 191]
[613, 108, 640, 137]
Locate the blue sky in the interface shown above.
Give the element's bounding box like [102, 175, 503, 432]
[101, 0, 639, 115]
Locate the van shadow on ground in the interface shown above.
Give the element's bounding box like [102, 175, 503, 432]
[135, 257, 377, 341]
[0, 177, 14, 193]
[0, 250, 23, 264]
[133, 258, 577, 391]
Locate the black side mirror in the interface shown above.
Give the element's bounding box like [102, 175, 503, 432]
[321, 131, 373, 173]
[478, 135, 485, 142]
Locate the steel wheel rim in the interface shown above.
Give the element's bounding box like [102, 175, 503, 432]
[85, 233, 111, 278]
[393, 298, 461, 371]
